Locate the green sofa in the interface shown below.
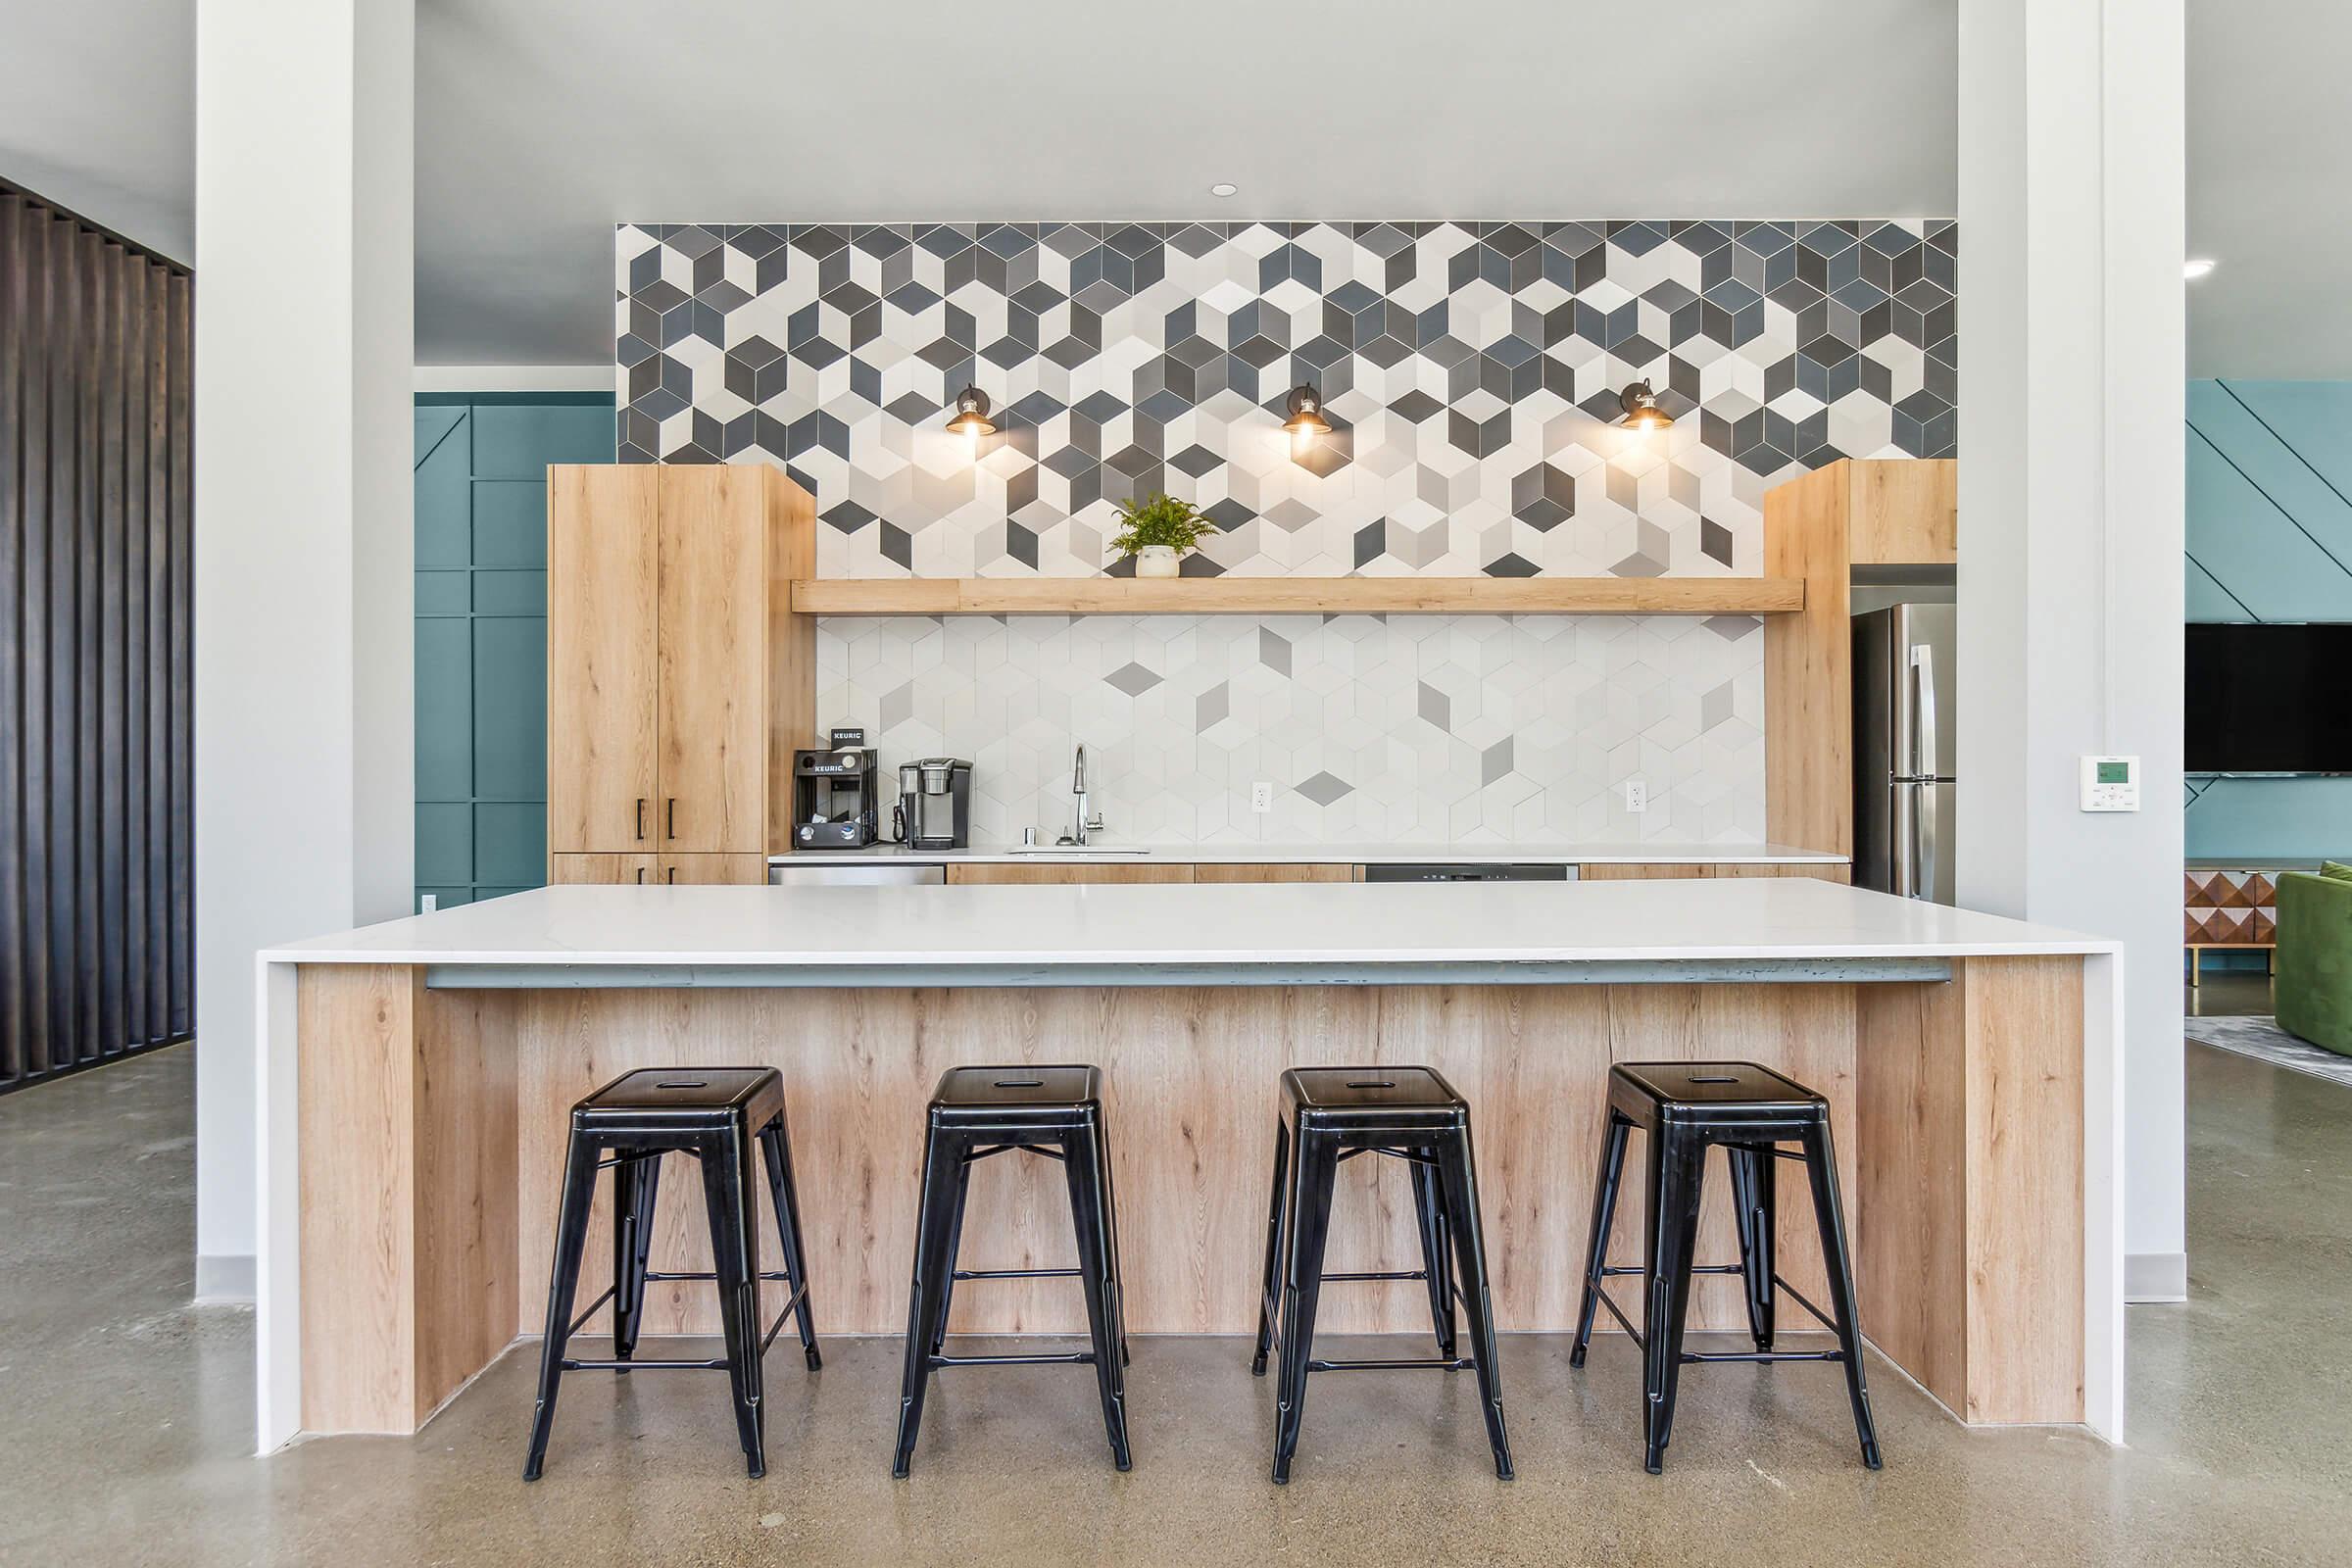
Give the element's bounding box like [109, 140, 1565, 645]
[2276, 864, 2352, 1056]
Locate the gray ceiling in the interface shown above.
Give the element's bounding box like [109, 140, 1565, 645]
[0, 1, 2329, 376]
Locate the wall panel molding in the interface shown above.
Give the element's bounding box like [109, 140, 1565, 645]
[0, 184, 194, 1092]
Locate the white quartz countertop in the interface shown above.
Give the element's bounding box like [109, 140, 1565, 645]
[262, 878, 2113, 968]
[765, 840, 1846, 866]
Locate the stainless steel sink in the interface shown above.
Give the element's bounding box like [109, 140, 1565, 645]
[1004, 843, 1151, 856]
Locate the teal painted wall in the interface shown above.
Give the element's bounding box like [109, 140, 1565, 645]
[414, 394, 614, 909]
[2184, 379, 2352, 862]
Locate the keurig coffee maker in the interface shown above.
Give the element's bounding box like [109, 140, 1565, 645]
[899, 759, 972, 850]
[792, 727, 880, 850]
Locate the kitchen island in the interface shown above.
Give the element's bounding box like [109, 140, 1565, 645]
[254, 877, 2120, 1452]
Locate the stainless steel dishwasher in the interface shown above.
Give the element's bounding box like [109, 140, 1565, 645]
[767, 860, 947, 887]
[1359, 863, 1576, 882]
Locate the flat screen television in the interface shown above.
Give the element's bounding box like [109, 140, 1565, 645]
[2185, 622, 2352, 772]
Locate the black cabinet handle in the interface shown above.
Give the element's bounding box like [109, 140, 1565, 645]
[666, 798, 676, 840]
[635, 866, 646, 884]
[666, 865, 676, 884]
[635, 798, 646, 841]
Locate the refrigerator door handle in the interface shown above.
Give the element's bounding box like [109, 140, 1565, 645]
[1889, 782, 1918, 899]
[1915, 779, 1938, 904]
[1910, 642, 1937, 781]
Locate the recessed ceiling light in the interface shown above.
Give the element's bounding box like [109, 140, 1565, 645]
[1209, 182, 1238, 198]
[2183, 257, 2217, 279]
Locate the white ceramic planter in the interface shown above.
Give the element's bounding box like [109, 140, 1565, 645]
[1134, 545, 1181, 578]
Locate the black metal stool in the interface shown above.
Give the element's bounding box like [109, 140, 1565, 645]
[1249, 1066, 1512, 1484]
[891, 1064, 1131, 1478]
[523, 1067, 819, 1482]
[1569, 1060, 1881, 1474]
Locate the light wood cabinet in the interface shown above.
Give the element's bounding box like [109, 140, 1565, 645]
[549, 853, 768, 886]
[545, 464, 814, 875]
[1194, 862, 1353, 883]
[546, 467, 659, 856]
[1578, 862, 1850, 883]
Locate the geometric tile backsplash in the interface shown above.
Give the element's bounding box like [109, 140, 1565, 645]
[618, 219, 1956, 845]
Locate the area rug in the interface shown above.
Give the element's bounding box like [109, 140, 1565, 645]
[2184, 1014, 2352, 1090]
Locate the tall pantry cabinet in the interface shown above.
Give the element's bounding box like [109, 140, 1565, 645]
[545, 464, 813, 884]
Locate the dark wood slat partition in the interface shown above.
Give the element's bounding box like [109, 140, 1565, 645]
[0, 182, 193, 1091]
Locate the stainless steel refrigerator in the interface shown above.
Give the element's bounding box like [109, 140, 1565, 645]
[1852, 604, 1956, 903]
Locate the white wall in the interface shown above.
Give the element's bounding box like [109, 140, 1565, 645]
[1958, 0, 2187, 1297]
[192, 0, 415, 1294]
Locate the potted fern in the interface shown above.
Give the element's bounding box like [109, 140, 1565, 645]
[1107, 492, 1218, 579]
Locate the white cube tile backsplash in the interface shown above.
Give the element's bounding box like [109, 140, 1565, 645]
[818, 612, 1765, 847]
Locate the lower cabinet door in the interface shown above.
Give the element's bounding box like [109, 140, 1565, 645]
[548, 853, 659, 885]
[654, 853, 768, 885]
[946, 863, 1197, 885]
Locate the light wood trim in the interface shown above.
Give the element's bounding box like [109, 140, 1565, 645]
[655, 853, 767, 886]
[764, 469, 816, 855]
[1855, 955, 2084, 1424]
[789, 575, 1806, 617]
[298, 968, 516, 1432]
[1848, 457, 1958, 565]
[656, 466, 767, 853]
[1192, 862, 1354, 883]
[1577, 861, 1849, 882]
[546, 466, 658, 854]
[1763, 462, 1853, 858]
[546, 853, 658, 885]
[946, 862, 1198, 885]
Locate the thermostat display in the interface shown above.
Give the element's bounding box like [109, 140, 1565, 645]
[2080, 756, 2140, 812]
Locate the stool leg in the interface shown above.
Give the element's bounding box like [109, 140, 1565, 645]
[893, 1129, 964, 1478]
[1799, 1118, 1883, 1470]
[1726, 1143, 1777, 1352]
[1641, 1129, 1706, 1474]
[1436, 1129, 1513, 1481]
[1569, 1113, 1632, 1369]
[523, 1131, 600, 1482]
[612, 1152, 662, 1369]
[758, 1116, 822, 1371]
[1250, 1119, 1290, 1377]
[929, 1153, 972, 1357]
[1409, 1151, 1457, 1360]
[700, 1131, 767, 1479]
[1064, 1119, 1133, 1471]
[1270, 1127, 1339, 1485]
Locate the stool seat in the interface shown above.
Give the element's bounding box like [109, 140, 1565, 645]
[1281, 1065, 1467, 1125]
[927, 1064, 1101, 1126]
[1608, 1061, 1824, 1123]
[578, 1067, 786, 1129]
[1571, 1058, 1881, 1474]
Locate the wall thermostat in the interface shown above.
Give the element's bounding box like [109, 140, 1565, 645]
[2079, 755, 2139, 812]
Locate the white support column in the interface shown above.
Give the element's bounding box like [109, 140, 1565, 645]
[193, 0, 416, 1297]
[1958, 0, 2187, 1300]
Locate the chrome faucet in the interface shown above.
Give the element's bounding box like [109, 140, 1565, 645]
[1063, 742, 1105, 846]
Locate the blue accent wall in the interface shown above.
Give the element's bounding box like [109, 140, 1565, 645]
[2184, 379, 2352, 862]
[414, 394, 614, 909]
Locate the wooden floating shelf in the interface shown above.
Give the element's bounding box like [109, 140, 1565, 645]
[789, 576, 1806, 617]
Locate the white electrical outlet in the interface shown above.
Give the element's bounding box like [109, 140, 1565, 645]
[419, 893, 438, 913]
[1623, 779, 1648, 814]
[1251, 781, 1274, 812]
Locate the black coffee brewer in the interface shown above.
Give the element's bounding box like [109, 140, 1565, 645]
[791, 727, 881, 850]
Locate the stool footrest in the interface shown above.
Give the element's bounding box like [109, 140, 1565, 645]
[562, 1355, 730, 1371]
[951, 1266, 1080, 1281]
[929, 1350, 1098, 1369]
[642, 1269, 794, 1284]
[1320, 1269, 1428, 1283]
[1307, 1356, 1474, 1373]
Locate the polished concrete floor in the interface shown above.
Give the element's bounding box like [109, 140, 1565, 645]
[4, 1043, 2349, 1567]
